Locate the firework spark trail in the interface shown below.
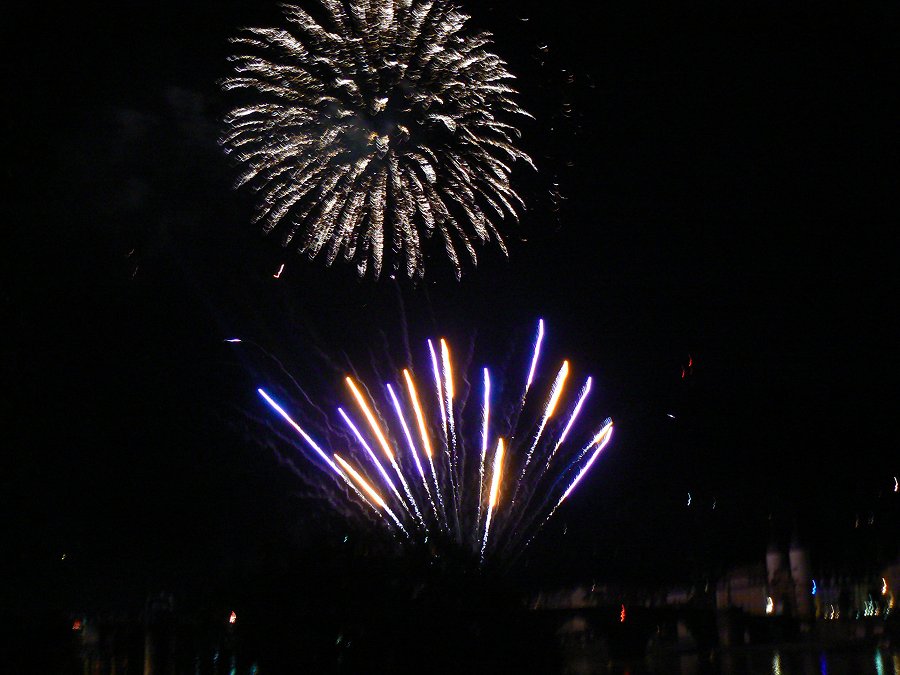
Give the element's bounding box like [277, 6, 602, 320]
[541, 377, 593, 476]
[403, 369, 450, 532]
[428, 340, 448, 438]
[511, 360, 569, 506]
[257, 388, 377, 514]
[500, 374, 592, 554]
[534, 420, 615, 522]
[480, 438, 505, 562]
[525, 319, 546, 396]
[335, 454, 409, 538]
[254, 321, 615, 563]
[221, 0, 533, 279]
[456, 333, 478, 450]
[440, 338, 462, 508]
[390, 452, 426, 529]
[505, 318, 545, 448]
[553, 422, 614, 509]
[428, 338, 460, 533]
[427, 455, 448, 535]
[344, 378, 425, 528]
[386, 383, 426, 481]
[234, 339, 331, 425]
[568, 420, 615, 467]
[386, 382, 437, 527]
[338, 407, 410, 517]
[258, 388, 339, 472]
[345, 378, 396, 464]
[518, 421, 615, 555]
[476, 367, 491, 535]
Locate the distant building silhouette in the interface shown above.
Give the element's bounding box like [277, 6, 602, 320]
[717, 536, 813, 619]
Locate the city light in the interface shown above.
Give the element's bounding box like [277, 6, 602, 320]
[864, 595, 876, 617]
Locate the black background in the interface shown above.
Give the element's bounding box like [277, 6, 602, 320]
[4, 0, 898, 615]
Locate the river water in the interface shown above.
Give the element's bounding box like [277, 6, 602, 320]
[592, 646, 899, 675]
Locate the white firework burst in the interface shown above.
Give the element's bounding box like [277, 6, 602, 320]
[220, 0, 534, 279]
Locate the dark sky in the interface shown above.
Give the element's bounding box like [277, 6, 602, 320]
[4, 0, 897, 610]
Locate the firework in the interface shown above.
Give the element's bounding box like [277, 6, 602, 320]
[221, 0, 534, 280]
[251, 320, 613, 564]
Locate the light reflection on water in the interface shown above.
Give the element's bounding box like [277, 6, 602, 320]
[772, 650, 782, 675]
[589, 647, 899, 675]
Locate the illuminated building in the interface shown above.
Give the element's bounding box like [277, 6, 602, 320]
[717, 536, 813, 619]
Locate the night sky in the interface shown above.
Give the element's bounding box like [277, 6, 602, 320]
[4, 0, 897, 614]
